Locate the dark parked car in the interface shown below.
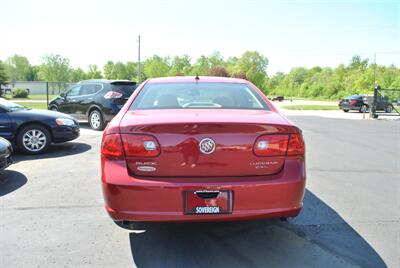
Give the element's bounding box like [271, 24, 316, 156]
[0, 137, 12, 171]
[338, 94, 394, 113]
[48, 80, 137, 130]
[0, 98, 80, 154]
[271, 96, 284, 102]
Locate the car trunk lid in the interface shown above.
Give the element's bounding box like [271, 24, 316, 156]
[119, 109, 299, 177]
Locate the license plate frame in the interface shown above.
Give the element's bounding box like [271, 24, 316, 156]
[184, 190, 232, 215]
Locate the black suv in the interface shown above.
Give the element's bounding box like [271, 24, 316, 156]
[49, 80, 137, 130]
[338, 94, 394, 113]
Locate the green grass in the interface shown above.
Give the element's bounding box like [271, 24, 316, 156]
[3, 94, 57, 100]
[281, 105, 339, 110]
[287, 97, 338, 101]
[15, 102, 48, 110]
[26, 94, 57, 100]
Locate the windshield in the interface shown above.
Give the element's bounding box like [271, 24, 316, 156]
[130, 82, 270, 110]
[0, 98, 26, 111]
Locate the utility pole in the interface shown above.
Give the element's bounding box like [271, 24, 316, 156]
[138, 35, 141, 83]
[373, 53, 376, 86]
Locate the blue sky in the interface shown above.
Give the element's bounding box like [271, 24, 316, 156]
[0, 0, 399, 75]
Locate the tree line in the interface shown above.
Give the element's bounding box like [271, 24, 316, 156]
[0, 52, 399, 99]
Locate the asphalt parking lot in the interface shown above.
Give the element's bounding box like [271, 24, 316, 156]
[1, 116, 399, 268]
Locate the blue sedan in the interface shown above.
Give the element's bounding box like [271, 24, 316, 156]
[0, 98, 80, 154]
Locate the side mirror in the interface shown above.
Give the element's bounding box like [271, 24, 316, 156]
[60, 92, 66, 98]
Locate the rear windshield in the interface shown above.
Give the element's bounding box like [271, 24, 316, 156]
[130, 82, 270, 110]
[111, 83, 137, 96]
[347, 95, 362, 99]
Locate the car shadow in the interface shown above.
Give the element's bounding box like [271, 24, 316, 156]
[0, 170, 27, 197]
[129, 190, 386, 268]
[12, 142, 91, 162]
[78, 122, 94, 130]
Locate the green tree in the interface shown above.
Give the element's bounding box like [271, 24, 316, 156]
[39, 54, 71, 82]
[169, 55, 192, 76]
[233, 51, 268, 89]
[143, 56, 171, 78]
[87, 64, 103, 79]
[125, 61, 137, 81]
[70, 68, 88, 82]
[5, 55, 32, 81]
[0, 60, 9, 86]
[103, 61, 117, 79]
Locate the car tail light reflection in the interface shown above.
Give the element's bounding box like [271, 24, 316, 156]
[101, 134, 124, 158]
[286, 134, 305, 156]
[254, 134, 304, 156]
[254, 135, 289, 156]
[104, 91, 123, 99]
[121, 134, 160, 157]
[102, 134, 160, 158]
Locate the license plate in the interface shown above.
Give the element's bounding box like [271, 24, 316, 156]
[184, 190, 232, 214]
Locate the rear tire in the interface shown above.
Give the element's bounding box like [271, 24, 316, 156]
[17, 124, 51, 154]
[343, 109, 349, 112]
[385, 105, 393, 113]
[359, 104, 367, 113]
[89, 110, 105, 131]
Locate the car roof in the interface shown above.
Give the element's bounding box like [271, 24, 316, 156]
[78, 79, 133, 84]
[147, 76, 248, 84]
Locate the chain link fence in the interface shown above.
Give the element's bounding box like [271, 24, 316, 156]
[4, 81, 76, 95]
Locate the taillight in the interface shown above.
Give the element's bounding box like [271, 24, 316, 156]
[101, 134, 124, 158]
[254, 133, 305, 157]
[287, 134, 305, 156]
[254, 135, 289, 156]
[104, 91, 123, 99]
[121, 134, 160, 157]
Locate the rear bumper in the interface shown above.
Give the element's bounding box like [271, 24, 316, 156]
[0, 155, 12, 170]
[339, 103, 362, 110]
[102, 157, 306, 222]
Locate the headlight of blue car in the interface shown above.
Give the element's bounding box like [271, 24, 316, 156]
[56, 118, 76, 126]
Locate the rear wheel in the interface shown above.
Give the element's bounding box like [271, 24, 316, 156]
[17, 124, 51, 154]
[359, 104, 367, 113]
[385, 105, 393, 113]
[89, 110, 106, 131]
[343, 109, 349, 112]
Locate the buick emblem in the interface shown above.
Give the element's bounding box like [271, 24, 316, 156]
[199, 138, 216, 154]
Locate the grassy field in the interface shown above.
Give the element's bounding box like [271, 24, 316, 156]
[281, 105, 339, 110]
[3, 94, 57, 100]
[15, 102, 48, 110]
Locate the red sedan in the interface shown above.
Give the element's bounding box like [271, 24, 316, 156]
[101, 76, 305, 228]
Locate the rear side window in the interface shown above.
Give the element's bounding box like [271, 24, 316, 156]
[80, 84, 102, 95]
[130, 82, 270, 110]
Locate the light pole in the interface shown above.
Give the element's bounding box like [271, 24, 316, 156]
[138, 35, 141, 83]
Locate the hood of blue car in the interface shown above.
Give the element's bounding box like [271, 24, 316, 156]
[10, 108, 75, 120]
